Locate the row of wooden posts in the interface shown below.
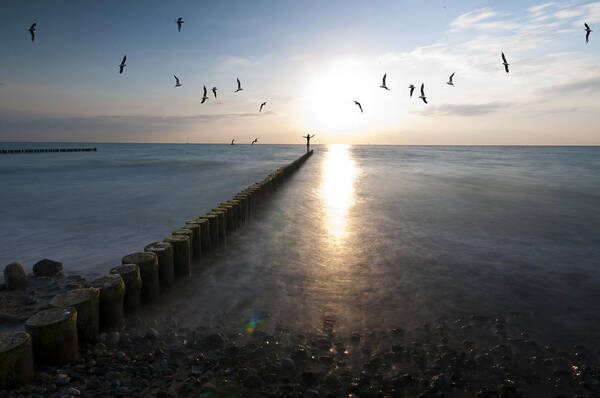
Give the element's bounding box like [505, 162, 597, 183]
[0, 150, 313, 390]
[0, 148, 97, 154]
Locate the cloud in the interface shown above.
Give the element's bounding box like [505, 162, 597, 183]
[536, 76, 600, 96]
[451, 8, 499, 30]
[528, 2, 558, 15]
[411, 102, 513, 117]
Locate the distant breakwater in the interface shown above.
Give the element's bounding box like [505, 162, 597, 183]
[0, 149, 313, 389]
[0, 148, 97, 154]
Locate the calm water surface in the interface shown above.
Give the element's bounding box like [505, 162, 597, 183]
[2, 143, 600, 348]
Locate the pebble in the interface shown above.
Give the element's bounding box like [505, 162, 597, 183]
[55, 374, 70, 386]
[65, 387, 81, 396]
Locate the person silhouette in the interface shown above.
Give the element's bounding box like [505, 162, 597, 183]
[302, 133, 315, 152]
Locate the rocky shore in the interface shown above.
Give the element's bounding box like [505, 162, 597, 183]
[2, 308, 599, 397]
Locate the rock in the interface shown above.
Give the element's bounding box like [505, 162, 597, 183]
[156, 388, 177, 398]
[36, 371, 53, 384]
[243, 375, 262, 388]
[117, 351, 129, 361]
[65, 387, 81, 396]
[3, 262, 28, 289]
[203, 333, 225, 349]
[145, 328, 160, 340]
[107, 331, 120, 346]
[55, 373, 70, 386]
[33, 259, 63, 277]
[281, 358, 295, 370]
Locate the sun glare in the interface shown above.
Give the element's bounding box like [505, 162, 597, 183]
[320, 144, 357, 244]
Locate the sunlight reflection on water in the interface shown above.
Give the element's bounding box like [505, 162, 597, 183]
[320, 144, 357, 245]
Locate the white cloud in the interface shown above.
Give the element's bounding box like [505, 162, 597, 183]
[451, 8, 499, 29]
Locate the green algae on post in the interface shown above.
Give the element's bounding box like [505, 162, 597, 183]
[25, 307, 78, 366]
[88, 274, 125, 331]
[49, 287, 100, 343]
[0, 331, 33, 389]
[110, 264, 142, 312]
[122, 252, 160, 302]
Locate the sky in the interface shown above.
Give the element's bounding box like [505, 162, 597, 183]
[0, 0, 599, 145]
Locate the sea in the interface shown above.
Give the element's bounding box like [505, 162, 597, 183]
[1, 143, 600, 348]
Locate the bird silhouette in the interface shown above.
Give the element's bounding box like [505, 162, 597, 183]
[174, 75, 182, 87]
[118, 55, 126, 74]
[409, 84, 415, 98]
[201, 86, 209, 103]
[235, 78, 243, 92]
[231, 138, 235, 145]
[380, 73, 390, 90]
[212, 87, 218, 99]
[502, 52, 510, 73]
[251, 138, 259, 145]
[446, 72, 455, 86]
[176, 17, 184, 32]
[28, 23, 36, 42]
[354, 100, 363, 113]
[585, 22, 592, 43]
[419, 83, 428, 104]
[260, 102, 267, 112]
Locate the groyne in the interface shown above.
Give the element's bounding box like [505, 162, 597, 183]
[0, 148, 97, 154]
[0, 149, 313, 389]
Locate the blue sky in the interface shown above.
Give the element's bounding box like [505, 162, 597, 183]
[1, 0, 599, 144]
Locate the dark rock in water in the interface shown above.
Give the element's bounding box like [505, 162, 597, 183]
[33, 258, 63, 277]
[3, 262, 28, 289]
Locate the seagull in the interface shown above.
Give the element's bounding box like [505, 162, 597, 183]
[585, 22, 592, 43]
[259, 102, 267, 112]
[446, 72, 455, 86]
[502, 52, 510, 73]
[28, 23, 36, 42]
[118, 55, 126, 74]
[231, 138, 235, 145]
[354, 100, 363, 113]
[380, 73, 390, 90]
[212, 87, 218, 99]
[176, 17, 184, 32]
[173, 75, 182, 87]
[409, 84, 415, 98]
[235, 78, 243, 92]
[419, 83, 427, 104]
[201, 85, 209, 103]
[251, 138, 259, 145]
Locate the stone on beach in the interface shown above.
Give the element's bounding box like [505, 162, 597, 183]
[32, 258, 63, 277]
[3, 262, 28, 290]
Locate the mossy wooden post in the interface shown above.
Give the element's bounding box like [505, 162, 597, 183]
[49, 288, 100, 343]
[198, 214, 219, 248]
[234, 194, 249, 223]
[25, 307, 78, 366]
[144, 242, 174, 288]
[0, 331, 33, 389]
[110, 264, 142, 312]
[209, 209, 227, 243]
[184, 222, 202, 258]
[174, 227, 197, 258]
[225, 200, 241, 229]
[216, 205, 234, 235]
[88, 274, 125, 331]
[163, 235, 191, 279]
[122, 252, 159, 302]
[194, 218, 211, 252]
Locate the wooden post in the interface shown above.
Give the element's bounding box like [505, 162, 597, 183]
[209, 209, 227, 244]
[194, 218, 211, 252]
[122, 252, 159, 302]
[0, 331, 34, 389]
[25, 307, 78, 366]
[110, 264, 142, 312]
[88, 274, 125, 331]
[49, 288, 100, 343]
[163, 235, 191, 279]
[198, 214, 219, 248]
[144, 242, 175, 288]
[183, 222, 202, 257]
[172, 228, 196, 259]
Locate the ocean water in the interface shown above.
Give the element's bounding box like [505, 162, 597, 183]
[2, 143, 600, 347]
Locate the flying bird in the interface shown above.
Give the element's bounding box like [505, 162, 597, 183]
[380, 73, 390, 90]
[118, 55, 127, 74]
[585, 22, 592, 43]
[446, 72, 455, 86]
[235, 78, 243, 92]
[176, 17, 184, 32]
[231, 139, 235, 145]
[251, 138, 259, 145]
[173, 75, 182, 87]
[409, 84, 415, 98]
[259, 102, 267, 112]
[501, 52, 510, 73]
[354, 100, 363, 113]
[212, 87, 218, 99]
[419, 83, 427, 104]
[201, 85, 209, 103]
[28, 23, 36, 42]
